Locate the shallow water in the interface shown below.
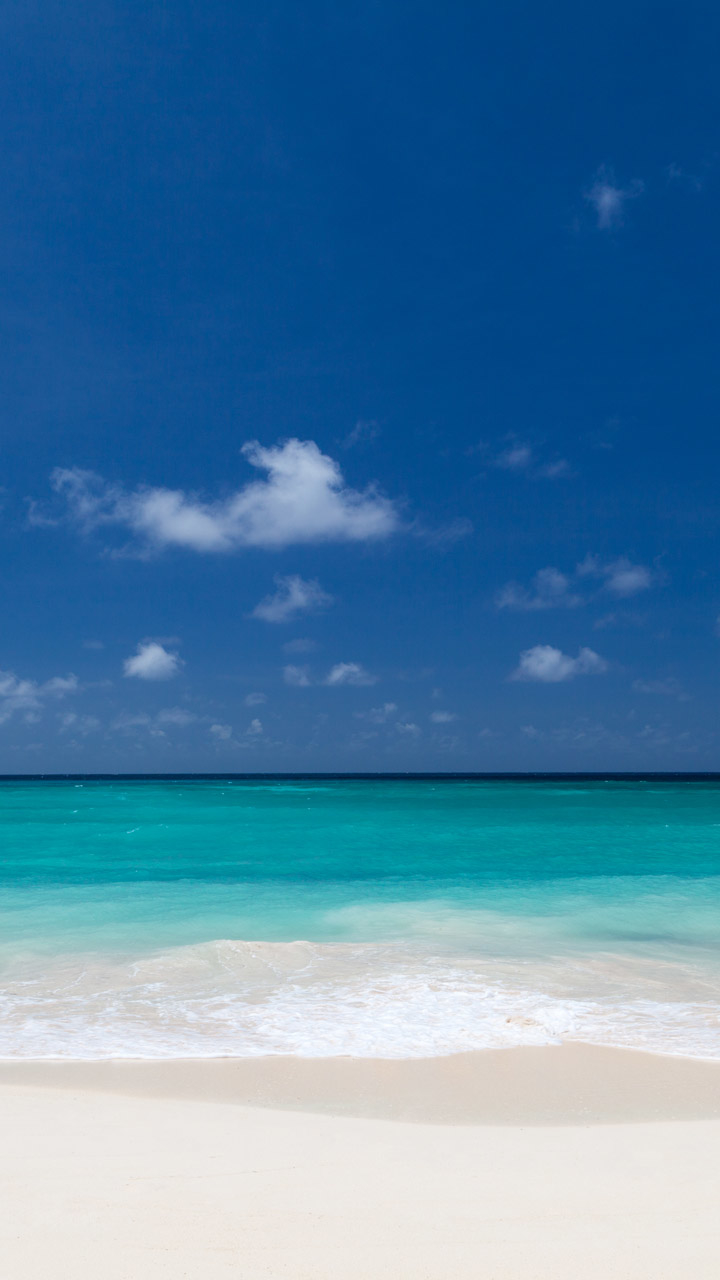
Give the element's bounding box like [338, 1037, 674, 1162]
[2, 777, 720, 1058]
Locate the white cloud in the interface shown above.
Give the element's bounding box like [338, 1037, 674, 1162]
[58, 712, 100, 735]
[354, 702, 397, 724]
[52, 438, 400, 554]
[284, 664, 311, 687]
[497, 567, 582, 611]
[499, 557, 655, 611]
[578, 555, 654, 598]
[603, 560, 653, 597]
[325, 662, 378, 687]
[245, 692, 267, 706]
[42, 676, 79, 696]
[491, 441, 571, 480]
[251, 574, 333, 623]
[123, 642, 183, 681]
[246, 718, 263, 735]
[111, 707, 195, 735]
[155, 707, 196, 725]
[585, 167, 644, 229]
[430, 710, 457, 723]
[0, 669, 78, 724]
[209, 723, 232, 740]
[511, 644, 608, 683]
[395, 721, 421, 736]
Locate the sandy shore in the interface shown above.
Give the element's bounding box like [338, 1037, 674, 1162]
[2, 1046, 720, 1278]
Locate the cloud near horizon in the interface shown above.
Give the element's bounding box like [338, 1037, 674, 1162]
[51, 439, 401, 554]
[511, 645, 608, 683]
[0, 670, 78, 724]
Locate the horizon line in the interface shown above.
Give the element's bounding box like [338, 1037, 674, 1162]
[2, 771, 720, 782]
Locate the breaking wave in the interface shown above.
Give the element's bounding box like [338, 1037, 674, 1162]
[2, 937, 720, 1060]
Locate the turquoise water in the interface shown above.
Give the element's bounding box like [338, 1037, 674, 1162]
[2, 777, 720, 1058]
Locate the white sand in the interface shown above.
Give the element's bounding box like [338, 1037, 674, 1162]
[2, 1047, 720, 1278]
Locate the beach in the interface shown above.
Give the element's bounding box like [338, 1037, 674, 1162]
[4, 779, 720, 1275]
[2, 1045, 720, 1279]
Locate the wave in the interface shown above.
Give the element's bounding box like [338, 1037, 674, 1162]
[2, 937, 720, 1060]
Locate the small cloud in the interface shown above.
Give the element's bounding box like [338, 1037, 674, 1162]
[111, 707, 194, 735]
[605, 561, 653, 597]
[665, 160, 711, 193]
[430, 710, 457, 723]
[354, 702, 397, 724]
[496, 567, 582, 612]
[283, 637, 317, 654]
[578, 555, 654, 598]
[491, 439, 572, 480]
[156, 707, 196, 726]
[82, 639, 104, 650]
[251, 574, 333, 623]
[284, 664, 311, 687]
[246, 718, 263, 735]
[502, 556, 656, 612]
[342, 419, 381, 449]
[123, 641, 183, 681]
[325, 662, 378, 687]
[495, 443, 533, 471]
[245, 692, 267, 706]
[209, 723, 232, 740]
[43, 675, 79, 696]
[58, 712, 100, 735]
[0, 669, 78, 724]
[584, 166, 644, 230]
[395, 720, 421, 736]
[632, 677, 688, 699]
[511, 644, 608, 683]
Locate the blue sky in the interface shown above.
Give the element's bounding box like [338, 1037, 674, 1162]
[1, 0, 719, 770]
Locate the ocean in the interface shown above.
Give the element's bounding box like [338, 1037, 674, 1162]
[2, 775, 720, 1060]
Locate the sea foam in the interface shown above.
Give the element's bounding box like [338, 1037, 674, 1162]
[2, 937, 720, 1060]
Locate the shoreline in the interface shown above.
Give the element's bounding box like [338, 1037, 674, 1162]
[3, 1041, 720, 1124]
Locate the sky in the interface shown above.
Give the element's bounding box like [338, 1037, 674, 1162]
[1, 0, 720, 771]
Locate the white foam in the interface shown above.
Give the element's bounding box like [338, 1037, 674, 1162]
[2, 938, 720, 1060]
